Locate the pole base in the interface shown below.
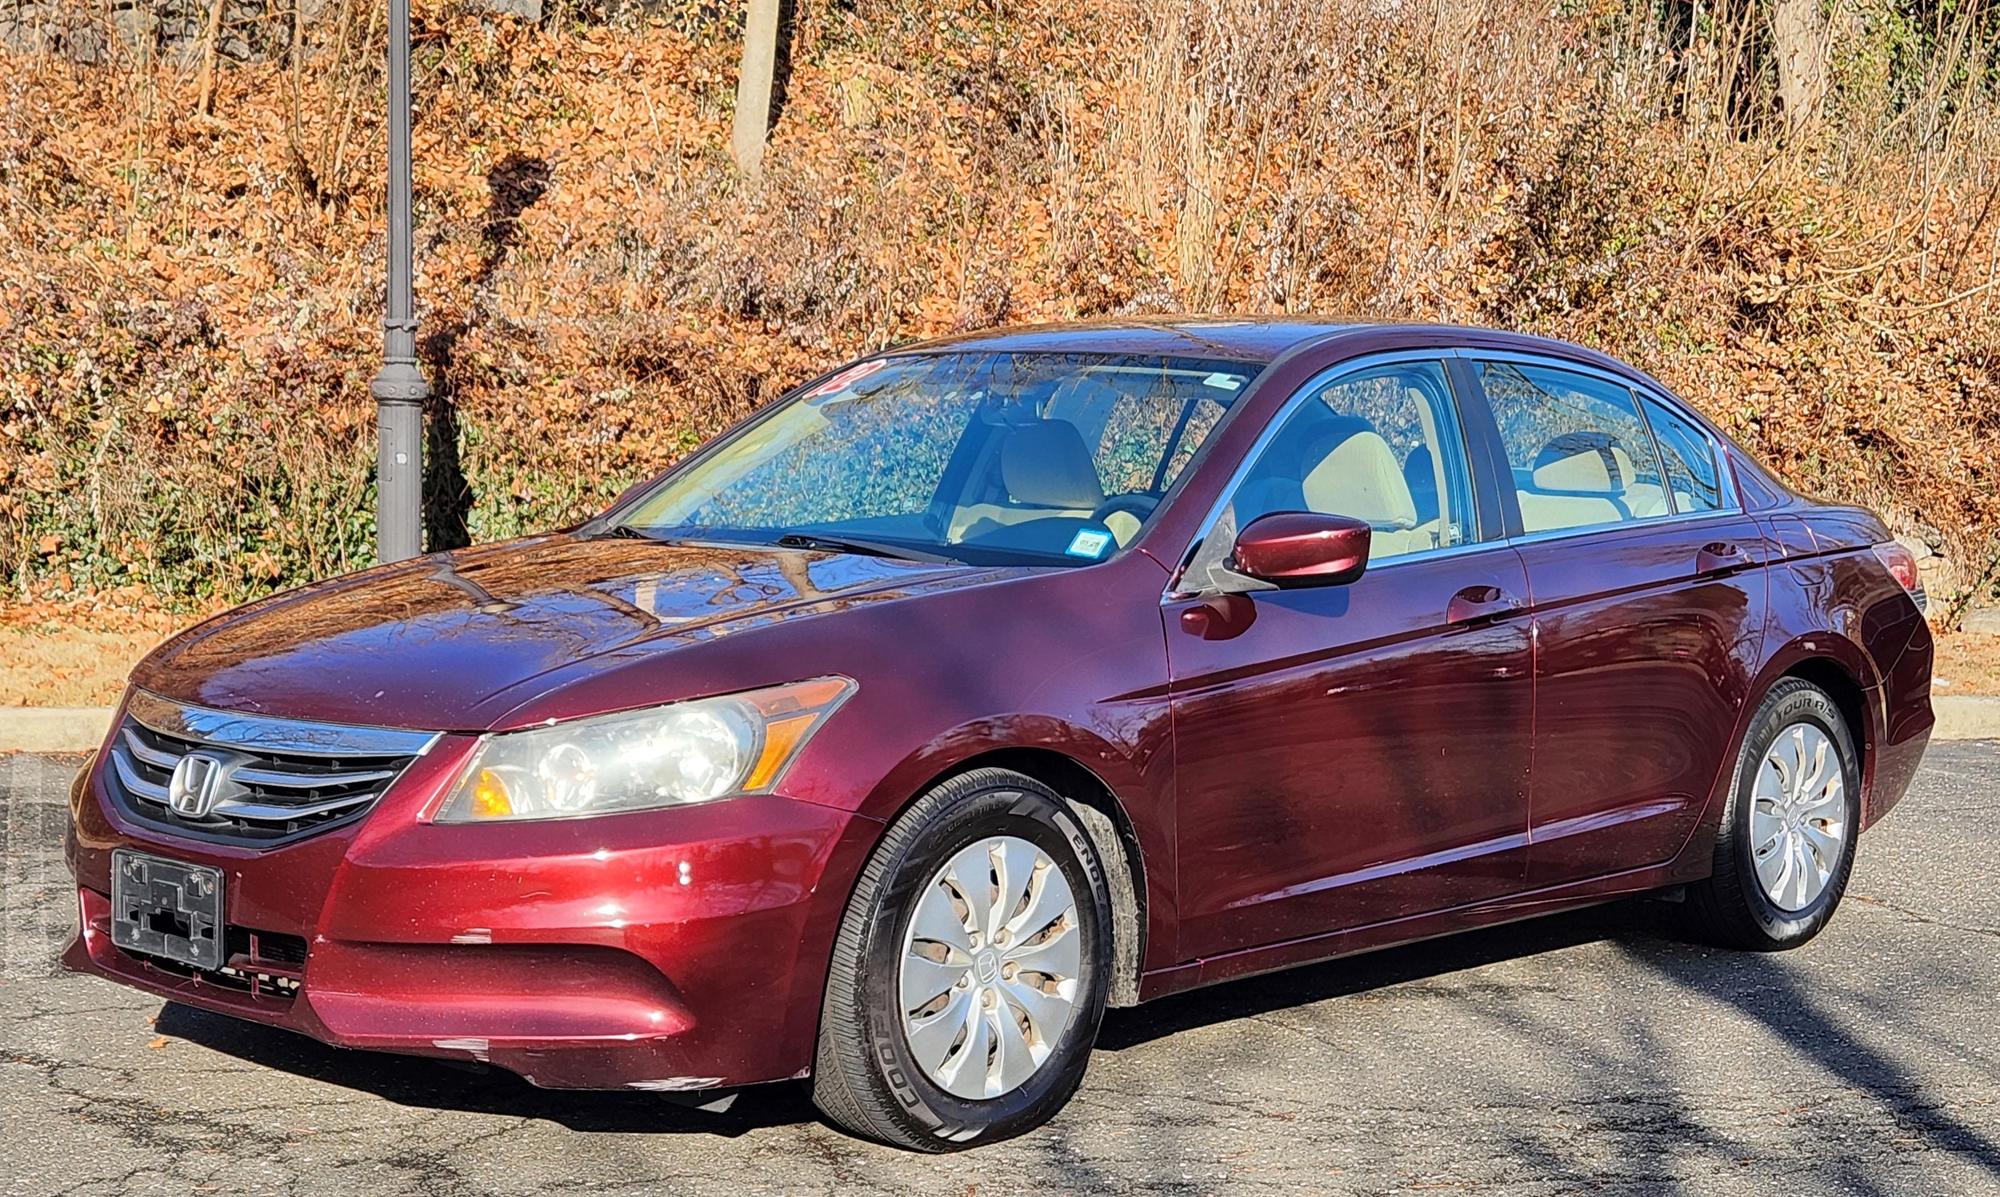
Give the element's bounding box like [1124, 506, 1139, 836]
[373, 362, 428, 563]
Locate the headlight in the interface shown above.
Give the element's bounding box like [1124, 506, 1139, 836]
[435, 677, 854, 823]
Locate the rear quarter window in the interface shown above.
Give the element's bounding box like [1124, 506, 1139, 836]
[1640, 396, 1725, 514]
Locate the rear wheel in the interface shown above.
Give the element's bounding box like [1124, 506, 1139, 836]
[1685, 677, 1859, 950]
[811, 768, 1112, 1150]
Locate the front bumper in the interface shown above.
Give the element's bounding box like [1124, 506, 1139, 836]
[63, 734, 876, 1091]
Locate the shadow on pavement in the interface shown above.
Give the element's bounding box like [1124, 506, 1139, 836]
[154, 901, 1658, 1138]
[155, 895, 2000, 1185]
[153, 1002, 821, 1137]
[1096, 899, 1648, 1051]
[1633, 944, 2000, 1183]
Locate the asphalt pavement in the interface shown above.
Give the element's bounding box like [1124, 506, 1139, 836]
[3, 745, 1997, 1195]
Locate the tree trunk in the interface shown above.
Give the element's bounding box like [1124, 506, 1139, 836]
[1770, 0, 1831, 131]
[731, 0, 781, 177]
[194, 0, 227, 115]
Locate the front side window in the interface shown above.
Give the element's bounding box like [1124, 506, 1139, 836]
[617, 352, 1258, 566]
[1184, 359, 1477, 590]
[1477, 361, 1671, 535]
[1641, 396, 1725, 514]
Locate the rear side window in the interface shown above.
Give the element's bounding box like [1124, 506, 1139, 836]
[1641, 396, 1724, 514]
[1476, 361, 1672, 535]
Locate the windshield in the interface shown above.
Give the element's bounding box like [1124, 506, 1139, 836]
[614, 352, 1259, 566]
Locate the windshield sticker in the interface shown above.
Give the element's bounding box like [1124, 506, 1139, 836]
[1202, 372, 1245, 391]
[1066, 529, 1114, 559]
[806, 358, 891, 399]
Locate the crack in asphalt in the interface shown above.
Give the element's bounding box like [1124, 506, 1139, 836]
[1848, 892, 2000, 940]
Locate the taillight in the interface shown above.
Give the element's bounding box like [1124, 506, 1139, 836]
[1872, 542, 1927, 612]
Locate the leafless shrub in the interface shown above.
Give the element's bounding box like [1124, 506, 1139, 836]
[3, 0, 1998, 612]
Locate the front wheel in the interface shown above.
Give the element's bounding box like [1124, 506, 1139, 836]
[1685, 677, 1860, 950]
[811, 768, 1112, 1150]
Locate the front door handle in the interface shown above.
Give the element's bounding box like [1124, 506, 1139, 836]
[1446, 584, 1524, 627]
[1697, 541, 1751, 575]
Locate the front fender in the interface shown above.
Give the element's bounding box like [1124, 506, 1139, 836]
[852, 712, 1175, 968]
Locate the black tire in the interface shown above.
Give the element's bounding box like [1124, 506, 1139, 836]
[810, 768, 1113, 1151]
[1685, 677, 1860, 950]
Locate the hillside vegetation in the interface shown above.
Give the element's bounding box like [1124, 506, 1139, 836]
[2, 0, 1998, 617]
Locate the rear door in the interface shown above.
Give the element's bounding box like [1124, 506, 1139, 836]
[1464, 356, 1770, 887]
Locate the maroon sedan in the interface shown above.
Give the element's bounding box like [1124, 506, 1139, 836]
[64, 321, 1933, 1150]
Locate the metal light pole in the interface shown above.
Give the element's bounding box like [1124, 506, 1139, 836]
[370, 0, 426, 563]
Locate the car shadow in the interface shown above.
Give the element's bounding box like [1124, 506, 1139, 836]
[153, 901, 1658, 1139]
[1095, 898, 1649, 1051]
[152, 1002, 821, 1137]
[154, 896, 2000, 1184]
[1097, 898, 1998, 1186]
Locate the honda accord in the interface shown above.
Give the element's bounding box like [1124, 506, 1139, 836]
[64, 320, 1934, 1150]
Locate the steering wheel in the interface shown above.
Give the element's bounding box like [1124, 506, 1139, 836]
[1090, 494, 1159, 526]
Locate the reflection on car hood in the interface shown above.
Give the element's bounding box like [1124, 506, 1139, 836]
[130, 534, 989, 729]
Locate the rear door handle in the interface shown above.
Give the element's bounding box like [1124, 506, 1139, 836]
[1447, 584, 1524, 627]
[1697, 541, 1751, 575]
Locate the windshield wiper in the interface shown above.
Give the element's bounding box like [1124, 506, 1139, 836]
[773, 533, 950, 563]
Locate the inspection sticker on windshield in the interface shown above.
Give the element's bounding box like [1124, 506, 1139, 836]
[1066, 529, 1114, 559]
[1203, 372, 1245, 391]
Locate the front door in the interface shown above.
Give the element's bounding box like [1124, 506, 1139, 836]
[1167, 357, 1535, 961]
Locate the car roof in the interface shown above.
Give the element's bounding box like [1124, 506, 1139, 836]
[881, 317, 1745, 485]
[891, 318, 1636, 373]
[894, 318, 1364, 363]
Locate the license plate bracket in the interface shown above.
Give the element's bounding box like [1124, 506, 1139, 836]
[111, 849, 226, 971]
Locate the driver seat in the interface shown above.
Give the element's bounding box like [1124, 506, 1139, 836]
[999, 420, 1106, 511]
[1301, 430, 1433, 557]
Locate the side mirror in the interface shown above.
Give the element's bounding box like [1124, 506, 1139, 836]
[1231, 512, 1371, 587]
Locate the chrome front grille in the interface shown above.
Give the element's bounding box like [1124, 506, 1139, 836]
[104, 690, 439, 846]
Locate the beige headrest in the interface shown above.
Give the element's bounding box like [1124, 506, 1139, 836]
[1103, 509, 1142, 546]
[1001, 421, 1106, 510]
[1534, 449, 1616, 493]
[1302, 431, 1419, 530]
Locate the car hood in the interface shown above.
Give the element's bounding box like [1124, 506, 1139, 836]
[130, 533, 991, 730]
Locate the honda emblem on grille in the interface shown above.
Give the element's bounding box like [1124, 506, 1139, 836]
[167, 753, 230, 818]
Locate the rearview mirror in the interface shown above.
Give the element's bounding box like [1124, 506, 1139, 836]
[1231, 512, 1371, 587]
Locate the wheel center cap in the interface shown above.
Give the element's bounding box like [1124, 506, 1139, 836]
[974, 949, 1000, 984]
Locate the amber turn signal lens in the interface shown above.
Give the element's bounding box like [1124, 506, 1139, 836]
[744, 714, 815, 791]
[742, 677, 856, 791]
[469, 768, 514, 819]
[745, 676, 853, 719]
